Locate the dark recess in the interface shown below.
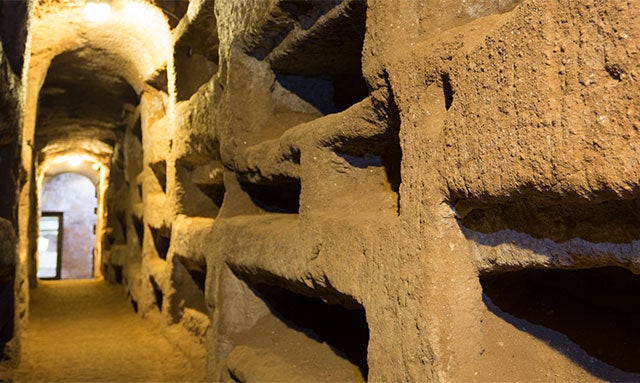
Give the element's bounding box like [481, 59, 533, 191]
[149, 160, 167, 193]
[149, 276, 164, 311]
[178, 259, 206, 295]
[259, 0, 369, 115]
[0, 144, 17, 222]
[332, 92, 402, 210]
[132, 215, 144, 244]
[195, 182, 226, 208]
[482, 266, 640, 373]
[275, 74, 368, 115]
[112, 264, 123, 284]
[440, 73, 454, 110]
[132, 116, 142, 142]
[172, 256, 207, 315]
[251, 283, 369, 379]
[459, 198, 640, 243]
[0, 278, 14, 361]
[0, 0, 28, 76]
[130, 298, 138, 313]
[240, 177, 301, 214]
[149, 225, 171, 260]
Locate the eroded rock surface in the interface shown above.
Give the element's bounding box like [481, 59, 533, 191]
[3, 0, 640, 381]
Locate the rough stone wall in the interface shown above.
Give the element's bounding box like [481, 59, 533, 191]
[93, 0, 640, 381]
[0, 0, 29, 379]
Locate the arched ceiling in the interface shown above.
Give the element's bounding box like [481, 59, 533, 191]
[35, 47, 139, 151]
[38, 137, 113, 185]
[27, 0, 173, 160]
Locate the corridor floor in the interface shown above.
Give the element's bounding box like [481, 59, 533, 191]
[13, 280, 205, 382]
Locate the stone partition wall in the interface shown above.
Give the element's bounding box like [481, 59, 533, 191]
[7, 0, 640, 381]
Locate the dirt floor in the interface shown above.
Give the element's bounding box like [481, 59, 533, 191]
[13, 279, 205, 382]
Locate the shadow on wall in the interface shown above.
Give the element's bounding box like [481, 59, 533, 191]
[482, 267, 640, 381]
[250, 283, 369, 379]
[40, 173, 97, 279]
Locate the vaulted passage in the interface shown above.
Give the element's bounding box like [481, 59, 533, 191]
[1, 0, 640, 382]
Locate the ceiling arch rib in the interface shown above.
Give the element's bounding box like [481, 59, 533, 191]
[26, 0, 173, 162]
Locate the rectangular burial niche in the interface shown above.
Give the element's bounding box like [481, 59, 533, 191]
[244, 282, 369, 380]
[174, 158, 226, 217]
[239, 176, 301, 214]
[149, 225, 171, 260]
[37, 212, 63, 280]
[481, 266, 640, 374]
[149, 276, 164, 311]
[170, 255, 207, 315]
[332, 93, 402, 212]
[263, 0, 369, 115]
[457, 198, 640, 244]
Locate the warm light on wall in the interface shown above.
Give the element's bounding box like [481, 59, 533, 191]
[83, 1, 111, 23]
[67, 156, 84, 167]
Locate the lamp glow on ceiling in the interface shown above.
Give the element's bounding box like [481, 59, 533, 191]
[67, 156, 84, 167]
[83, 1, 111, 23]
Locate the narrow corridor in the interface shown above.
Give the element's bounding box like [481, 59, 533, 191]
[13, 280, 204, 382]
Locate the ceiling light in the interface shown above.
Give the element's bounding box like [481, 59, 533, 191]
[67, 156, 83, 167]
[83, 1, 111, 23]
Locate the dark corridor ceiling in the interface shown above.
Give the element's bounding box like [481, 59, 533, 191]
[35, 46, 139, 151]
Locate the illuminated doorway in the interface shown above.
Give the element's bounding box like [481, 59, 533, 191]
[37, 213, 63, 279]
[40, 173, 97, 279]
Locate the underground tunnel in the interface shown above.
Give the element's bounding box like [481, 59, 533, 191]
[1, 0, 640, 382]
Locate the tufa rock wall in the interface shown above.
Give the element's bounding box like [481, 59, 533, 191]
[94, 0, 640, 381]
[0, 0, 28, 378]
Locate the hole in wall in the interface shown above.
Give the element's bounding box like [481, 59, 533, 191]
[194, 183, 226, 209]
[261, 0, 368, 115]
[174, 45, 218, 102]
[132, 215, 144, 244]
[246, 0, 352, 60]
[333, 74, 369, 112]
[250, 283, 369, 379]
[481, 266, 640, 373]
[280, 0, 344, 30]
[331, 93, 402, 212]
[171, 255, 207, 315]
[174, 256, 206, 295]
[112, 264, 123, 284]
[130, 298, 138, 313]
[175, 158, 225, 217]
[458, 198, 640, 243]
[0, 278, 15, 360]
[441, 73, 454, 110]
[275, 74, 368, 115]
[149, 225, 171, 260]
[383, 91, 402, 197]
[239, 177, 301, 214]
[149, 160, 167, 193]
[149, 276, 164, 311]
[153, 0, 189, 28]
